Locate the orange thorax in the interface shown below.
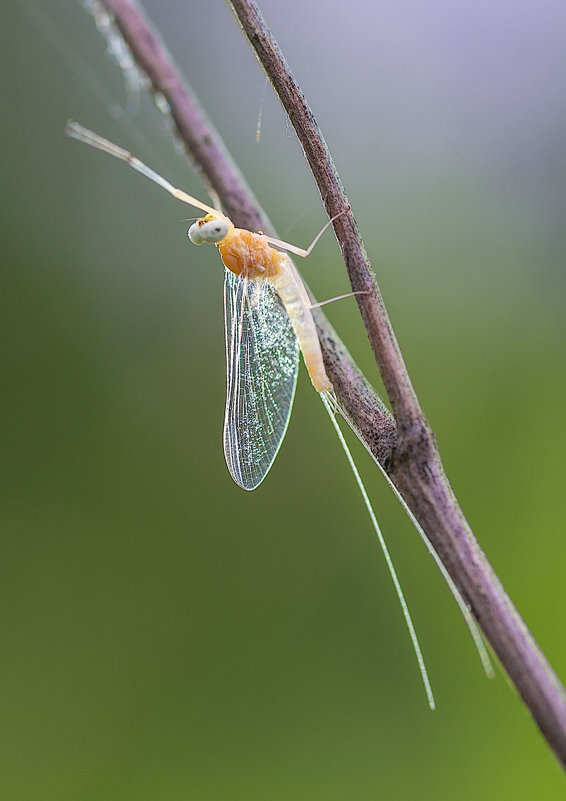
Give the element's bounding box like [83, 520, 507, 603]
[218, 228, 285, 280]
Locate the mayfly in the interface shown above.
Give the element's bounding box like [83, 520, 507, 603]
[66, 121, 493, 708]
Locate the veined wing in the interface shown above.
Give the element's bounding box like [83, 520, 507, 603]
[223, 269, 299, 490]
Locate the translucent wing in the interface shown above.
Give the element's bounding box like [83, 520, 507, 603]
[223, 269, 299, 490]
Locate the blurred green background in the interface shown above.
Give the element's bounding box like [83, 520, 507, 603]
[3, 1, 566, 798]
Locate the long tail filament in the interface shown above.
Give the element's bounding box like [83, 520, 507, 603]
[320, 391, 436, 709]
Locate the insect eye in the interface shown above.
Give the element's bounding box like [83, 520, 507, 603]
[188, 218, 229, 245]
[188, 221, 204, 244]
[203, 219, 229, 243]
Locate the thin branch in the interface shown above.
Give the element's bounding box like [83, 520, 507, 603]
[96, 0, 566, 767]
[229, 1, 419, 431]
[229, 0, 566, 767]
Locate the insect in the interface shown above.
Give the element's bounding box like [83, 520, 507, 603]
[66, 120, 493, 708]
[65, 121, 346, 490]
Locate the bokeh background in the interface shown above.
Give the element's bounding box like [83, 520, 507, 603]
[3, 0, 566, 798]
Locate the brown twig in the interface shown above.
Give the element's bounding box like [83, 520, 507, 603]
[96, 0, 395, 460]
[97, 0, 566, 767]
